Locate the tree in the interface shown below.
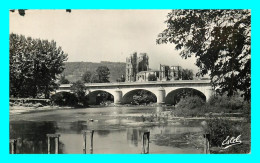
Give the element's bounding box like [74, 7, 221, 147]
[90, 73, 100, 83]
[157, 10, 251, 101]
[181, 69, 194, 80]
[174, 88, 206, 105]
[81, 71, 92, 83]
[59, 75, 70, 84]
[50, 92, 78, 106]
[71, 80, 88, 106]
[96, 66, 110, 83]
[10, 33, 68, 98]
[148, 74, 157, 81]
[133, 90, 157, 104]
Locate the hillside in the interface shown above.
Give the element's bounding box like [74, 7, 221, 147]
[63, 61, 126, 82]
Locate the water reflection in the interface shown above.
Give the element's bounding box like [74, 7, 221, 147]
[156, 106, 163, 113]
[9, 121, 65, 154]
[96, 130, 110, 137]
[127, 128, 141, 147]
[69, 121, 88, 134]
[10, 106, 204, 154]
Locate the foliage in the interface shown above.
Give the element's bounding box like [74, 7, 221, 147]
[176, 96, 205, 110]
[96, 66, 110, 83]
[157, 10, 251, 101]
[96, 92, 114, 105]
[59, 75, 70, 84]
[133, 90, 157, 104]
[206, 117, 250, 154]
[173, 94, 250, 117]
[10, 33, 68, 98]
[206, 117, 237, 147]
[71, 80, 88, 106]
[90, 73, 100, 83]
[208, 94, 244, 110]
[63, 62, 125, 83]
[148, 74, 157, 81]
[50, 92, 78, 106]
[81, 71, 92, 83]
[181, 69, 193, 80]
[171, 88, 206, 105]
[241, 101, 251, 120]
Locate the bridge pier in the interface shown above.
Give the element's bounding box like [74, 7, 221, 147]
[205, 88, 214, 102]
[157, 87, 165, 104]
[114, 89, 122, 105]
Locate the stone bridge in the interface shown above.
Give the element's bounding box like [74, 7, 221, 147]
[57, 80, 213, 105]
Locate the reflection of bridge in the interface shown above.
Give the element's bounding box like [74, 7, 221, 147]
[57, 80, 213, 105]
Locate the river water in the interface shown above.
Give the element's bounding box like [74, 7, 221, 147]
[9, 106, 205, 154]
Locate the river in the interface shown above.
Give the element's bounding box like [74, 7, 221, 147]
[9, 106, 205, 154]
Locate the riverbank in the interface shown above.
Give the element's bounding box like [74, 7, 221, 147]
[9, 105, 73, 115]
[9, 104, 246, 122]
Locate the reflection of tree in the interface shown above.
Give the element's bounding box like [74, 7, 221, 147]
[96, 130, 110, 137]
[70, 121, 88, 134]
[126, 129, 140, 147]
[9, 121, 64, 154]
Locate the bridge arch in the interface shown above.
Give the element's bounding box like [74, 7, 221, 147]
[58, 80, 213, 105]
[88, 90, 114, 105]
[165, 88, 206, 105]
[121, 89, 157, 104]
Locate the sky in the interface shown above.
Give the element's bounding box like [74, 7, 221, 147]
[9, 10, 199, 72]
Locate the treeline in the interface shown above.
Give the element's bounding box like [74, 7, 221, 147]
[63, 62, 126, 83]
[60, 66, 113, 84]
[55, 66, 113, 107]
[10, 33, 68, 98]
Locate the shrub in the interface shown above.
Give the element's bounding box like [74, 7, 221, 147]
[205, 117, 250, 153]
[176, 96, 205, 110]
[206, 117, 239, 147]
[208, 94, 244, 111]
[132, 90, 157, 104]
[71, 81, 88, 107]
[50, 92, 78, 106]
[173, 96, 206, 117]
[241, 101, 251, 120]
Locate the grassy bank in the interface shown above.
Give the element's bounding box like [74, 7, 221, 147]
[168, 95, 251, 154]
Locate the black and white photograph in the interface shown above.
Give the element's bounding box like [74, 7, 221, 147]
[9, 9, 251, 154]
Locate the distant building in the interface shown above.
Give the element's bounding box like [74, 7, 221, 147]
[158, 64, 170, 81]
[136, 70, 159, 82]
[169, 66, 182, 81]
[125, 52, 149, 82]
[135, 65, 182, 82]
[125, 53, 183, 82]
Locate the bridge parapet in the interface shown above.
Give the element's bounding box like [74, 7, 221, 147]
[58, 80, 211, 89]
